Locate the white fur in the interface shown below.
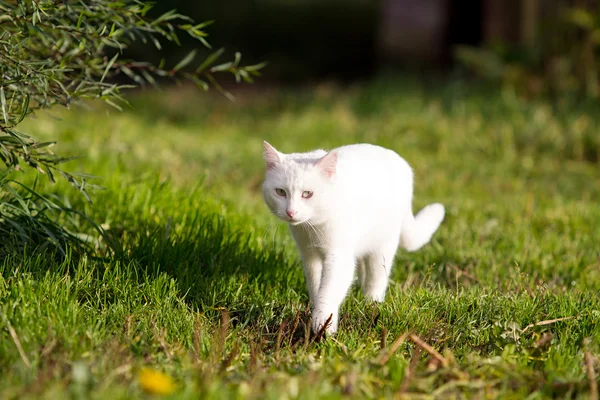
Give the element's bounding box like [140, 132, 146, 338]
[262, 141, 445, 334]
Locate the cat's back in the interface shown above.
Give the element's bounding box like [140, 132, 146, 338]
[335, 143, 410, 175]
[331, 144, 413, 233]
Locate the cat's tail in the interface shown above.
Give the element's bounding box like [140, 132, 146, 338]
[400, 203, 445, 252]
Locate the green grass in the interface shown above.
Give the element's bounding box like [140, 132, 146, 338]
[1, 78, 599, 399]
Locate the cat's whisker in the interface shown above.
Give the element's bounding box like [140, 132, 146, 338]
[262, 221, 280, 248]
[262, 223, 272, 240]
[308, 222, 322, 247]
[303, 222, 317, 247]
[305, 220, 325, 248]
[272, 223, 280, 248]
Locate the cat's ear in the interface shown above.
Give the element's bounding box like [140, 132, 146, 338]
[263, 141, 281, 170]
[316, 150, 338, 178]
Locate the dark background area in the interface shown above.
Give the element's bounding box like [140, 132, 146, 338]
[131, 0, 487, 83]
[126, 0, 600, 101]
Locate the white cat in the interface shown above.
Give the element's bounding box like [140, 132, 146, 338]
[262, 141, 445, 334]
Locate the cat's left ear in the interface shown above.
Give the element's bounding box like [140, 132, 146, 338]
[263, 141, 281, 170]
[316, 150, 338, 179]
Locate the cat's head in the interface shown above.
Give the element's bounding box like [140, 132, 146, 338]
[261, 141, 338, 225]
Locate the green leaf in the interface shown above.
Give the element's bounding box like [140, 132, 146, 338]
[239, 69, 253, 83]
[0, 86, 8, 126]
[140, 69, 157, 87]
[196, 48, 225, 73]
[244, 62, 268, 73]
[183, 73, 209, 91]
[32, 141, 56, 149]
[16, 95, 30, 124]
[2, 183, 30, 214]
[76, 10, 84, 29]
[173, 49, 196, 72]
[103, 98, 123, 111]
[211, 62, 233, 73]
[194, 20, 214, 30]
[198, 36, 211, 49]
[101, 52, 120, 84]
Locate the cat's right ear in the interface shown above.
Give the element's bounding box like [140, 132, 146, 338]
[263, 141, 281, 170]
[316, 150, 338, 179]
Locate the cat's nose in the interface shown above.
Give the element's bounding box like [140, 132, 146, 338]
[286, 209, 296, 218]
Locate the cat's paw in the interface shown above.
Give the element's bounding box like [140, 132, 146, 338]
[364, 290, 386, 303]
[311, 309, 338, 335]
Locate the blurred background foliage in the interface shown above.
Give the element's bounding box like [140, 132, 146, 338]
[128, 0, 379, 82]
[128, 0, 600, 101]
[456, 1, 600, 101]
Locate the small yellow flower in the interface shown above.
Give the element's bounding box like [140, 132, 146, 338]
[138, 368, 176, 395]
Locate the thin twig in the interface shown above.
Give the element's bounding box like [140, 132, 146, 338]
[40, 337, 57, 359]
[409, 334, 447, 367]
[249, 339, 258, 371]
[275, 321, 286, 361]
[312, 314, 333, 342]
[288, 309, 300, 348]
[521, 316, 577, 333]
[220, 343, 239, 372]
[303, 318, 311, 350]
[153, 327, 173, 362]
[193, 313, 202, 365]
[397, 346, 421, 395]
[378, 332, 409, 365]
[216, 310, 230, 358]
[6, 320, 31, 368]
[449, 264, 479, 283]
[585, 352, 598, 400]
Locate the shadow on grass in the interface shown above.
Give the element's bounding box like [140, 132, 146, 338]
[117, 210, 308, 328]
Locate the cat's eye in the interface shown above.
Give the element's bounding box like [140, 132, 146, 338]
[275, 188, 286, 197]
[302, 191, 313, 199]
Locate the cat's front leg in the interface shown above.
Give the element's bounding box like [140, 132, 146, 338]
[290, 227, 323, 306]
[301, 251, 323, 306]
[312, 252, 356, 335]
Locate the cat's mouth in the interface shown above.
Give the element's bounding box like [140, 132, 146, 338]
[285, 216, 307, 225]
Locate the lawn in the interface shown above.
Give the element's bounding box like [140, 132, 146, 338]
[1, 78, 599, 399]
